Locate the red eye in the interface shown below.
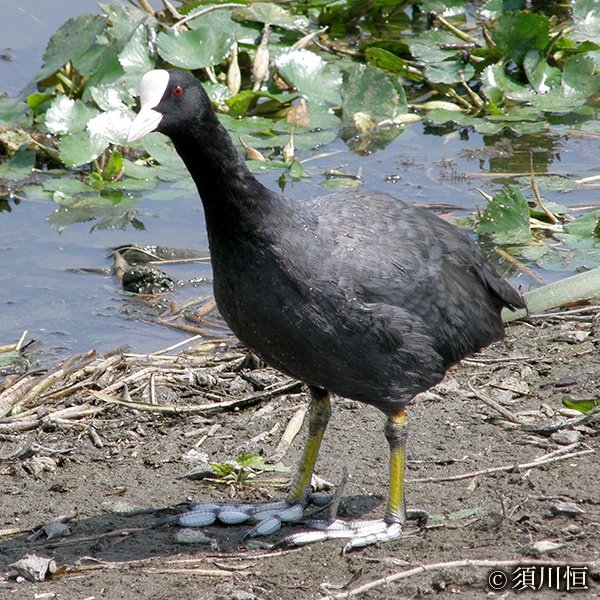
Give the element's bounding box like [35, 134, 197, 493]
[173, 85, 183, 97]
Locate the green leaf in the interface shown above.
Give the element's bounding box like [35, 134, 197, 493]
[321, 177, 362, 190]
[22, 184, 51, 200]
[186, 6, 259, 43]
[562, 397, 598, 413]
[46, 192, 141, 232]
[59, 131, 110, 168]
[27, 93, 54, 111]
[561, 54, 600, 99]
[491, 12, 551, 66]
[0, 148, 36, 181]
[33, 14, 109, 82]
[0, 349, 20, 368]
[44, 96, 99, 135]
[289, 159, 307, 178]
[477, 186, 532, 244]
[157, 28, 235, 70]
[481, 63, 534, 105]
[523, 51, 561, 94]
[225, 90, 289, 118]
[425, 59, 475, 85]
[571, 0, 600, 44]
[365, 48, 411, 75]
[419, 0, 467, 17]
[479, 0, 526, 18]
[233, 3, 309, 29]
[211, 463, 235, 477]
[100, 4, 153, 50]
[409, 30, 466, 64]
[102, 151, 123, 182]
[275, 48, 343, 106]
[141, 133, 189, 175]
[81, 46, 125, 97]
[563, 210, 600, 241]
[0, 96, 31, 126]
[515, 176, 576, 194]
[341, 64, 406, 124]
[72, 43, 109, 77]
[118, 24, 155, 74]
[237, 453, 266, 469]
[86, 109, 132, 146]
[122, 158, 157, 181]
[90, 83, 132, 112]
[43, 177, 91, 196]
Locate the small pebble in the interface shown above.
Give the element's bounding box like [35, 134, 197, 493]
[550, 501, 585, 517]
[175, 528, 213, 545]
[520, 540, 563, 556]
[231, 591, 256, 600]
[550, 430, 581, 445]
[43, 520, 70, 540]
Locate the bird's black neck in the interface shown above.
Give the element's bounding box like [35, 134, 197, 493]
[170, 111, 275, 242]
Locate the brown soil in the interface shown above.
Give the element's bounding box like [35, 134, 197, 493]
[1, 314, 599, 600]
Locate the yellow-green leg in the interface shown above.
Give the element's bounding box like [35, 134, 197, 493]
[286, 386, 331, 503]
[383, 410, 407, 525]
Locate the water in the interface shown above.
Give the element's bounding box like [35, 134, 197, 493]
[1, 1, 599, 366]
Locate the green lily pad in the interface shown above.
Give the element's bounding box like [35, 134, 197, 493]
[90, 83, 132, 112]
[523, 51, 562, 94]
[86, 109, 132, 145]
[409, 30, 467, 64]
[43, 177, 91, 196]
[425, 58, 475, 85]
[0, 148, 36, 181]
[341, 64, 406, 124]
[141, 133, 188, 175]
[122, 158, 158, 181]
[47, 191, 142, 232]
[419, 0, 467, 17]
[491, 11, 551, 66]
[321, 177, 362, 190]
[481, 63, 535, 106]
[22, 184, 51, 200]
[226, 90, 292, 118]
[571, 0, 600, 44]
[535, 244, 600, 271]
[233, 3, 309, 30]
[118, 23, 155, 74]
[563, 210, 600, 241]
[275, 48, 343, 106]
[365, 48, 412, 76]
[157, 28, 235, 70]
[477, 186, 532, 244]
[479, 0, 526, 18]
[33, 13, 109, 82]
[186, 6, 260, 44]
[44, 96, 99, 135]
[515, 176, 576, 194]
[59, 131, 110, 168]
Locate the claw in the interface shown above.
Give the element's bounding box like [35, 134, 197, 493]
[276, 518, 406, 552]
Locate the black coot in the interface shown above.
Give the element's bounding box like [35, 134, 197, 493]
[127, 69, 526, 551]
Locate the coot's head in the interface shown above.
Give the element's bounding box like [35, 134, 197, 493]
[127, 69, 210, 143]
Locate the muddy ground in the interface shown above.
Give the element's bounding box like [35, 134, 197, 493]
[1, 312, 599, 600]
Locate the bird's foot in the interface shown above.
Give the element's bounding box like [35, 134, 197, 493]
[159, 493, 332, 538]
[275, 509, 428, 553]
